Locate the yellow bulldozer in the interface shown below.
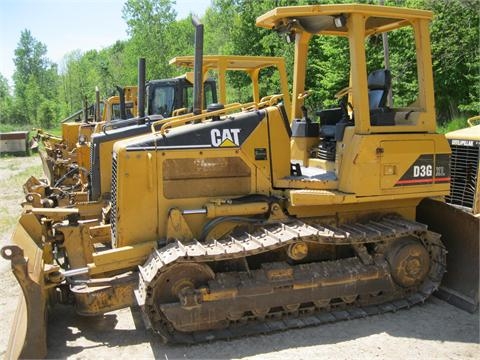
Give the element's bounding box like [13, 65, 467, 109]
[2, 4, 478, 359]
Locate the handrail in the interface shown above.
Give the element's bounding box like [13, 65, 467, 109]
[467, 115, 480, 127]
[150, 110, 204, 133]
[260, 94, 284, 105]
[172, 108, 187, 117]
[61, 109, 84, 123]
[242, 94, 284, 112]
[154, 103, 247, 134]
[150, 95, 284, 135]
[101, 118, 140, 134]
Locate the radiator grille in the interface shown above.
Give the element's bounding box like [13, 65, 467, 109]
[89, 142, 95, 180]
[445, 143, 479, 210]
[88, 141, 100, 201]
[110, 154, 118, 247]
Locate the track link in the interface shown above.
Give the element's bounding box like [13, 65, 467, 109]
[137, 216, 446, 343]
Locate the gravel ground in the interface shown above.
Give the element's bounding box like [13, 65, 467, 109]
[0, 155, 478, 359]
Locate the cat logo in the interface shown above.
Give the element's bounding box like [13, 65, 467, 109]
[210, 128, 241, 147]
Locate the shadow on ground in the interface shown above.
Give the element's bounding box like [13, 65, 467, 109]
[46, 296, 479, 359]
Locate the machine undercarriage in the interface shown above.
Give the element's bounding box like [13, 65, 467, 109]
[138, 216, 445, 342]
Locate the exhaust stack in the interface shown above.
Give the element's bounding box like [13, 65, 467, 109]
[83, 96, 88, 123]
[191, 15, 204, 115]
[95, 86, 101, 122]
[138, 58, 146, 118]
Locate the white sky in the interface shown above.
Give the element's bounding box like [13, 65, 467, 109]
[0, 0, 212, 86]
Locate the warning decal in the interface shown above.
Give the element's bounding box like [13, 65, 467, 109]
[395, 154, 450, 186]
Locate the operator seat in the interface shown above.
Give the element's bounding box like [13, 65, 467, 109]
[368, 69, 391, 109]
[316, 69, 394, 142]
[368, 69, 395, 125]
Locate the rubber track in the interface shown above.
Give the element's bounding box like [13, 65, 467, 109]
[137, 217, 446, 343]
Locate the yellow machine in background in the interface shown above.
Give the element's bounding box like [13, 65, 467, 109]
[4, 4, 475, 358]
[102, 85, 138, 120]
[24, 55, 290, 210]
[417, 118, 479, 312]
[32, 85, 138, 189]
[445, 119, 480, 214]
[89, 55, 291, 204]
[170, 54, 291, 116]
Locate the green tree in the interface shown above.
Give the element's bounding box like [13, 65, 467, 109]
[12, 29, 58, 125]
[38, 99, 57, 128]
[6, 0, 474, 128]
[122, 0, 178, 81]
[203, 0, 298, 103]
[0, 74, 15, 123]
[166, 17, 196, 68]
[426, 0, 480, 120]
[57, 41, 137, 120]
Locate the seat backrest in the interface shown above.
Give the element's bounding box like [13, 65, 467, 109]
[368, 69, 391, 110]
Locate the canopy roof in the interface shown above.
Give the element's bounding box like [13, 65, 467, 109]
[256, 4, 432, 36]
[170, 55, 287, 72]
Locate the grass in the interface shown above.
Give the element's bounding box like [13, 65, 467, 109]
[0, 123, 62, 136]
[0, 123, 33, 133]
[1, 163, 44, 187]
[0, 206, 18, 235]
[0, 158, 43, 238]
[437, 117, 470, 134]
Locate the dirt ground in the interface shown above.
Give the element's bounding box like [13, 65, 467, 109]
[0, 155, 479, 359]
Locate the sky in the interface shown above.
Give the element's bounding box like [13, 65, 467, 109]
[0, 0, 212, 86]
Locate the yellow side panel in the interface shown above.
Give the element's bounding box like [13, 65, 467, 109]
[76, 143, 91, 174]
[265, 107, 292, 185]
[163, 157, 251, 198]
[338, 133, 451, 197]
[61, 123, 81, 149]
[380, 140, 433, 189]
[238, 114, 273, 193]
[338, 134, 380, 195]
[115, 150, 158, 247]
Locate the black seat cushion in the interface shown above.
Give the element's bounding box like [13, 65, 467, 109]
[367, 69, 391, 109]
[316, 107, 343, 126]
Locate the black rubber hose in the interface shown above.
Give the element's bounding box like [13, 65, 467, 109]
[54, 166, 88, 188]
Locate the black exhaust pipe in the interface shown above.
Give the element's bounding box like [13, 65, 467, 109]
[83, 96, 89, 123]
[138, 58, 146, 119]
[95, 86, 101, 122]
[116, 86, 127, 120]
[191, 15, 203, 116]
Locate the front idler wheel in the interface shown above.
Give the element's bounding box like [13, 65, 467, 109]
[153, 263, 215, 305]
[386, 237, 430, 288]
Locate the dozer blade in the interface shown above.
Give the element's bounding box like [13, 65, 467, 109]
[1, 222, 48, 359]
[417, 198, 479, 312]
[38, 148, 55, 185]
